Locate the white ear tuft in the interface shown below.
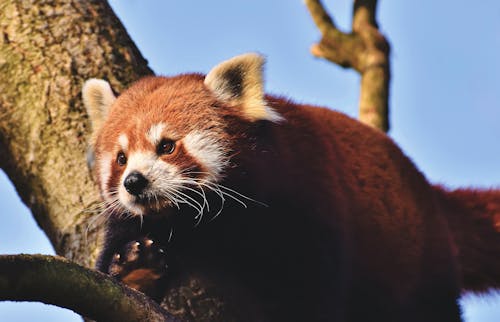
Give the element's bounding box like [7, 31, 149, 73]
[204, 53, 282, 122]
[82, 78, 116, 135]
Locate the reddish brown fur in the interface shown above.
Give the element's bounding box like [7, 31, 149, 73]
[435, 187, 500, 293]
[94, 75, 500, 322]
[121, 268, 163, 294]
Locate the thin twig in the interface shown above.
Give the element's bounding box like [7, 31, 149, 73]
[353, 0, 378, 31]
[304, 0, 337, 33]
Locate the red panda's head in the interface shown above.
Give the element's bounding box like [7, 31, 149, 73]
[83, 53, 281, 216]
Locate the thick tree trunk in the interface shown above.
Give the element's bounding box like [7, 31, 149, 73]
[0, 0, 152, 266]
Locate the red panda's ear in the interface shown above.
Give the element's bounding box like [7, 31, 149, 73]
[204, 53, 282, 122]
[82, 78, 116, 137]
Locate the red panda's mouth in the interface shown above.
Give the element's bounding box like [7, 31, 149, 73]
[134, 195, 148, 205]
[125, 193, 175, 215]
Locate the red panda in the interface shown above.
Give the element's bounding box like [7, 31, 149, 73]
[83, 53, 500, 322]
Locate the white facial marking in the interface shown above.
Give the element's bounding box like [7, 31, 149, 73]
[146, 123, 166, 146]
[121, 151, 158, 185]
[183, 131, 227, 179]
[118, 133, 129, 152]
[118, 150, 179, 215]
[98, 152, 113, 200]
[118, 151, 157, 215]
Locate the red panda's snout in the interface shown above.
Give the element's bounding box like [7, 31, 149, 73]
[114, 149, 180, 216]
[121, 170, 153, 214]
[123, 171, 148, 197]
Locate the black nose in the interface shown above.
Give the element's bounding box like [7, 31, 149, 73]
[124, 171, 148, 196]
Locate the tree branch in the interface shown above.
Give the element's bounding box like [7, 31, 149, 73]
[305, 0, 363, 70]
[305, 0, 391, 132]
[0, 254, 178, 322]
[353, 0, 378, 31]
[305, 0, 337, 33]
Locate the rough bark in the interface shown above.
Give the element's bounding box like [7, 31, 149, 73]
[305, 0, 390, 132]
[0, 254, 177, 322]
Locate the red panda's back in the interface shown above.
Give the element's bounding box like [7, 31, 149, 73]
[263, 96, 458, 305]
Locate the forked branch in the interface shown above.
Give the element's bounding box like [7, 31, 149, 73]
[305, 0, 391, 132]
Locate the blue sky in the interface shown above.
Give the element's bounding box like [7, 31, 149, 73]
[1, 1, 499, 321]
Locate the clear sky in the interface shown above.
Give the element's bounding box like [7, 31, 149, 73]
[1, 1, 499, 321]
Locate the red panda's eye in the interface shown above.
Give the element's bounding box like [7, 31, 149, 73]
[116, 151, 127, 166]
[157, 139, 176, 155]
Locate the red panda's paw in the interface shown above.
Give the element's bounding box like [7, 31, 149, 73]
[108, 237, 168, 297]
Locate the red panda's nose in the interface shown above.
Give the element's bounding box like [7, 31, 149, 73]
[124, 171, 149, 196]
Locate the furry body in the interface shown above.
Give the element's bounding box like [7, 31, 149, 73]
[83, 54, 500, 321]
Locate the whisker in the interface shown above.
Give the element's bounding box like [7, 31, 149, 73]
[168, 226, 174, 243]
[164, 188, 203, 216]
